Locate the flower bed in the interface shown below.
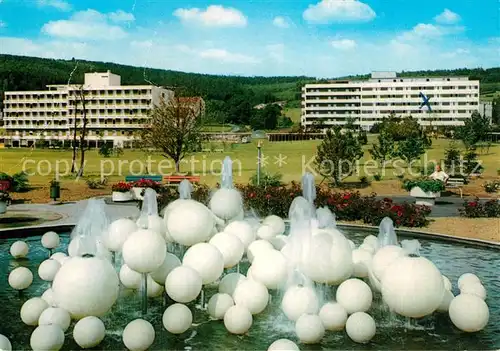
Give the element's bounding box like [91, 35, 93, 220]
[111, 182, 133, 202]
[402, 179, 446, 193]
[459, 198, 500, 218]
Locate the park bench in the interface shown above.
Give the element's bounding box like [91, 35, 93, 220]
[446, 177, 466, 198]
[164, 175, 201, 186]
[124, 175, 163, 183]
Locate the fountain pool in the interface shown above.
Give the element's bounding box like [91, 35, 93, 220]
[1, 225, 499, 350]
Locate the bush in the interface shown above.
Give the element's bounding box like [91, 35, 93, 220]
[359, 176, 369, 184]
[373, 173, 382, 181]
[362, 197, 431, 227]
[112, 182, 133, 192]
[249, 171, 283, 187]
[0, 171, 30, 192]
[459, 198, 500, 218]
[402, 178, 446, 193]
[483, 180, 500, 193]
[86, 178, 101, 189]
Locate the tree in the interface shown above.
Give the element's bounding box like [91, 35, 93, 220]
[392, 136, 426, 165]
[456, 111, 491, 149]
[138, 97, 202, 173]
[315, 127, 364, 185]
[250, 104, 281, 130]
[369, 130, 394, 165]
[444, 141, 461, 174]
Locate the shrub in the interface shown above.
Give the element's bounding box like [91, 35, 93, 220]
[132, 179, 163, 192]
[483, 180, 500, 193]
[362, 197, 431, 227]
[0, 171, 30, 192]
[250, 171, 283, 187]
[99, 143, 113, 157]
[402, 178, 446, 193]
[373, 173, 382, 181]
[359, 176, 369, 184]
[86, 178, 102, 189]
[459, 198, 500, 218]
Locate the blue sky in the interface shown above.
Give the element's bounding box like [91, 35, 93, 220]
[0, 0, 498, 77]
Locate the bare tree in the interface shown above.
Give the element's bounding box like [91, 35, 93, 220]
[138, 96, 203, 173]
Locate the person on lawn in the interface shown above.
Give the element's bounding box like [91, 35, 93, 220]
[429, 165, 449, 183]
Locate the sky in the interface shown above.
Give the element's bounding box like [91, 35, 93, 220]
[0, 0, 498, 78]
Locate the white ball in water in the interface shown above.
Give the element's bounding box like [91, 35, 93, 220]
[224, 305, 253, 335]
[219, 273, 247, 296]
[449, 294, 489, 332]
[41, 288, 57, 307]
[8, 266, 33, 290]
[167, 200, 215, 246]
[52, 256, 119, 319]
[251, 249, 288, 290]
[10, 241, 29, 258]
[165, 266, 202, 303]
[30, 324, 64, 351]
[363, 235, 379, 250]
[295, 314, 325, 344]
[120, 264, 142, 289]
[233, 279, 269, 315]
[38, 307, 71, 332]
[336, 278, 373, 314]
[442, 275, 452, 291]
[224, 220, 255, 249]
[437, 289, 454, 313]
[183, 243, 224, 284]
[147, 275, 164, 298]
[122, 229, 166, 273]
[372, 245, 405, 281]
[460, 282, 487, 300]
[281, 285, 320, 321]
[149, 253, 181, 285]
[209, 188, 243, 220]
[162, 303, 192, 334]
[263, 215, 286, 236]
[458, 273, 481, 290]
[122, 319, 155, 351]
[267, 339, 299, 351]
[319, 302, 348, 331]
[73, 316, 106, 349]
[247, 240, 274, 263]
[209, 232, 244, 269]
[345, 312, 376, 344]
[359, 243, 376, 255]
[105, 218, 138, 252]
[146, 215, 166, 236]
[207, 293, 234, 320]
[352, 248, 372, 278]
[268, 235, 288, 251]
[21, 298, 49, 326]
[50, 252, 67, 264]
[0, 334, 12, 351]
[329, 232, 354, 284]
[301, 232, 334, 284]
[38, 259, 61, 282]
[41, 231, 60, 249]
[381, 256, 444, 318]
[257, 225, 277, 240]
[67, 239, 79, 257]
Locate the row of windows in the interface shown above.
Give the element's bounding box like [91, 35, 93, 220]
[7, 130, 137, 137]
[305, 85, 479, 93]
[7, 89, 152, 100]
[5, 99, 152, 107]
[5, 119, 148, 126]
[305, 109, 476, 115]
[305, 101, 479, 108]
[5, 109, 149, 118]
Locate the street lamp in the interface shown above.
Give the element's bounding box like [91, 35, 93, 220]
[257, 141, 262, 186]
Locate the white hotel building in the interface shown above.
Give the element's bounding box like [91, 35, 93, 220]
[301, 72, 480, 131]
[1, 71, 176, 148]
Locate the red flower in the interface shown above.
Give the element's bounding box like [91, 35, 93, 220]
[249, 192, 256, 198]
[397, 211, 403, 217]
[266, 194, 271, 199]
[468, 201, 478, 207]
[343, 193, 351, 200]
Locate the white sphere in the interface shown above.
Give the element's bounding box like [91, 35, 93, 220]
[209, 188, 243, 220]
[442, 275, 452, 291]
[268, 339, 299, 351]
[38, 307, 71, 332]
[162, 198, 189, 219]
[223, 305, 253, 334]
[146, 215, 166, 237]
[67, 239, 79, 257]
[38, 259, 61, 282]
[162, 303, 192, 334]
[449, 294, 489, 332]
[41, 288, 57, 307]
[372, 245, 405, 281]
[224, 220, 255, 249]
[437, 290, 454, 313]
[247, 239, 274, 263]
[183, 243, 224, 284]
[0, 334, 11, 351]
[352, 248, 372, 278]
[219, 273, 247, 296]
[257, 225, 277, 240]
[10, 241, 29, 258]
[363, 235, 379, 250]
[233, 279, 269, 315]
[251, 250, 288, 289]
[165, 266, 202, 303]
[381, 256, 444, 318]
[8, 266, 33, 290]
[41, 231, 60, 249]
[359, 243, 376, 255]
[147, 275, 164, 298]
[105, 218, 138, 252]
[336, 278, 373, 314]
[122, 229, 166, 273]
[30, 324, 64, 351]
[328, 232, 354, 284]
[295, 314, 325, 344]
[123, 319, 155, 351]
[150, 253, 181, 285]
[301, 232, 334, 283]
[167, 200, 215, 246]
[461, 282, 487, 300]
[458, 273, 481, 290]
[345, 312, 376, 344]
[348, 240, 356, 250]
[319, 302, 348, 331]
[209, 232, 244, 269]
[281, 285, 319, 321]
[21, 298, 49, 326]
[246, 266, 255, 280]
[120, 264, 142, 289]
[52, 256, 119, 319]
[367, 265, 382, 292]
[263, 215, 286, 236]
[73, 316, 105, 349]
[50, 252, 68, 264]
[207, 293, 234, 320]
[268, 235, 288, 251]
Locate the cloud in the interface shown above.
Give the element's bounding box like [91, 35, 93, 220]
[109, 10, 135, 23]
[303, 0, 376, 24]
[199, 48, 259, 64]
[331, 39, 357, 50]
[435, 9, 461, 24]
[266, 43, 285, 62]
[397, 23, 464, 42]
[173, 5, 247, 27]
[41, 9, 129, 40]
[272, 16, 290, 28]
[37, 0, 71, 11]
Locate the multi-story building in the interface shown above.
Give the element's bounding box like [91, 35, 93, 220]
[301, 71, 480, 131]
[1, 71, 182, 148]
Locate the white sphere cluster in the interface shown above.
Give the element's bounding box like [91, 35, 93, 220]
[219, 273, 247, 296]
[209, 232, 244, 269]
[233, 280, 269, 315]
[336, 278, 373, 314]
[345, 312, 376, 344]
[183, 243, 224, 284]
[207, 293, 234, 320]
[38, 307, 71, 332]
[163, 303, 192, 334]
[73, 316, 106, 349]
[224, 305, 253, 335]
[105, 218, 138, 252]
[251, 249, 288, 289]
[122, 229, 166, 273]
[209, 188, 243, 220]
[150, 253, 181, 285]
[123, 319, 155, 351]
[166, 200, 215, 246]
[38, 259, 61, 282]
[247, 240, 274, 263]
[281, 285, 319, 321]
[21, 297, 49, 326]
[224, 220, 255, 249]
[319, 302, 348, 331]
[10, 240, 29, 258]
[30, 324, 64, 351]
[449, 294, 489, 332]
[165, 266, 202, 303]
[295, 314, 325, 344]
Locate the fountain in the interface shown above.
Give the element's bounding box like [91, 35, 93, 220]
[377, 217, 398, 248]
[178, 179, 194, 200]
